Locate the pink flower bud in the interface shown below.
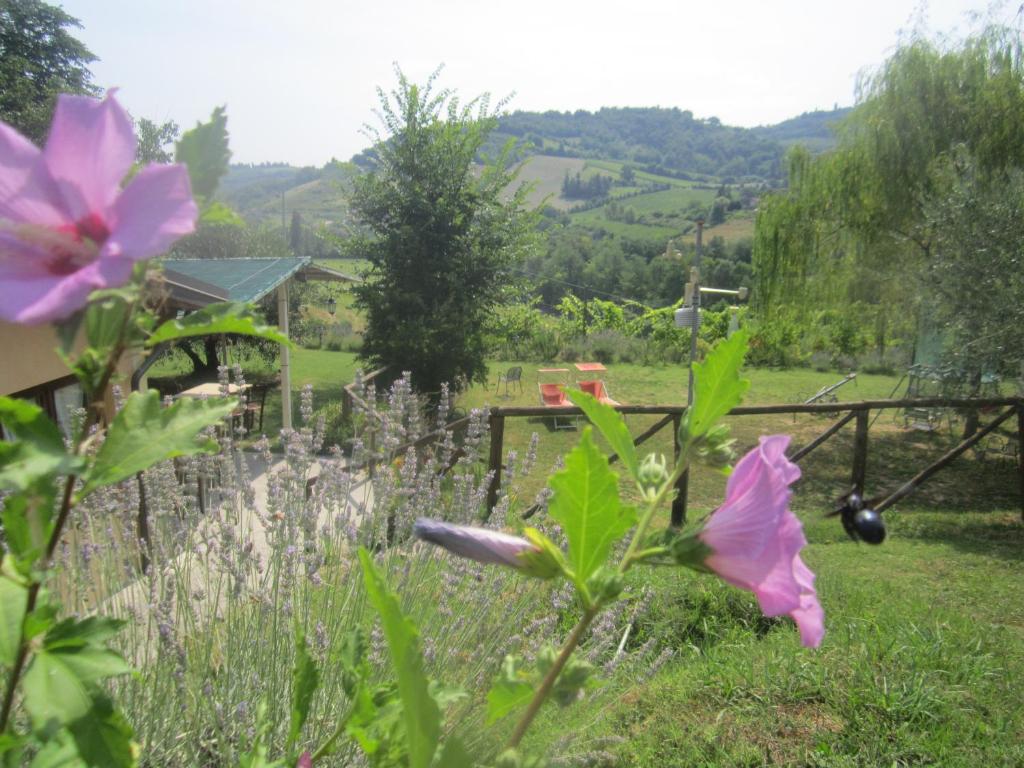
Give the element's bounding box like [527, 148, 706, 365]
[413, 518, 537, 570]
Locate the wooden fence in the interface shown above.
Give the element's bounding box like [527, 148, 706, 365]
[484, 397, 1024, 523]
[335, 384, 1022, 527]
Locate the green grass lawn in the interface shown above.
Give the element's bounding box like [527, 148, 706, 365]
[463, 360, 1024, 766]
[256, 347, 361, 438]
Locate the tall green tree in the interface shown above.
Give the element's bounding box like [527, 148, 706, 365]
[0, 0, 98, 142]
[351, 67, 537, 395]
[753, 25, 1024, 373]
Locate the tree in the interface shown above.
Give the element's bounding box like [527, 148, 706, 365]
[0, 0, 98, 142]
[920, 150, 1024, 378]
[753, 25, 1024, 374]
[351, 67, 537, 395]
[135, 117, 179, 163]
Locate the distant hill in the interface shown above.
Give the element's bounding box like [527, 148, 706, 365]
[216, 161, 357, 234]
[218, 105, 849, 242]
[491, 106, 849, 182]
[750, 107, 852, 152]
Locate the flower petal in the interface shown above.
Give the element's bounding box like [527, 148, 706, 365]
[700, 447, 784, 557]
[413, 518, 534, 569]
[106, 164, 198, 261]
[789, 557, 825, 647]
[758, 434, 801, 486]
[43, 93, 135, 222]
[0, 123, 69, 227]
[703, 512, 805, 616]
[0, 254, 133, 324]
[697, 434, 824, 645]
[747, 512, 806, 616]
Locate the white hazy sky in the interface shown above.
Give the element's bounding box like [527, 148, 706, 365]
[61, 0, 1014, 166]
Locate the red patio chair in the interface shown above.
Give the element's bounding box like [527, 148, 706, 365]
[578, 380, 620, 406]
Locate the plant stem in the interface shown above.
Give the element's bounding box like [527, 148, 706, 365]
[507, 606, 598, 749]
[310, 707, 353, 763]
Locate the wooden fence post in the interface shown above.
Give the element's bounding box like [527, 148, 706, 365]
[671, 413, 687, 527]
[851, 409, 869, 497]
[136, 472, 150, 575]
[486, 412, 506, 518]
[342, 387, 352, 422]
[1018, 403, 1023, 521]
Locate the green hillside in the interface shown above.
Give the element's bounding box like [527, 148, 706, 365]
[218, 105, 845, 244]
[492, 106, 848, 182]
[217, 160, 357, 233]
[750, 107, 852, 151]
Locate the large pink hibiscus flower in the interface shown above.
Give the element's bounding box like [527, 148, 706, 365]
[699, 435, 825, 647]
[0, 92, 197, 324]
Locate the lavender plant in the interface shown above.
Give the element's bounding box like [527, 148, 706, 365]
[262, 332, 830, 768]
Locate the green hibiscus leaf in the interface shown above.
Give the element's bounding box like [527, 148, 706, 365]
[0, 572, 27, 666]
[358, 549, 440, 768]
[147, 301, 290, 348]
[547, 428, 637, 588]
[0, 398, 85, 492]
[486, 678, 533, 725]
[79, 390, 235, 498]
[685, 330, 750, 442]
[565, 390, 639, 484]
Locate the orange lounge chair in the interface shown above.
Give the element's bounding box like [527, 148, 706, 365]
[578, 380, 620, 406]
[538, 383, 576, 429]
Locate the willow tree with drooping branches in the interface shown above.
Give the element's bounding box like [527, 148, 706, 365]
[753, 24, 1024, 374]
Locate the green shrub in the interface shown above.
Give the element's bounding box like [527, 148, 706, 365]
[748, 318, 807, 367]
[315, 400, 353, 451]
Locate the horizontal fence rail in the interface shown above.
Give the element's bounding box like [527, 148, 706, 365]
[484, 396, 1024, 524]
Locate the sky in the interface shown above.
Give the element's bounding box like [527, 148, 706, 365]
[61, 0, 1016, 167]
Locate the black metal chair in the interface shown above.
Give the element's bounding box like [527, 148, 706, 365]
[496, 366, 523, 397]
[244, 382, 273, 433]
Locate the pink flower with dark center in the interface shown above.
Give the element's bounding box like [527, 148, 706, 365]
[413, 518, 537, 569]
[0, 92, 197, 324]
[698, 435, 825, 647]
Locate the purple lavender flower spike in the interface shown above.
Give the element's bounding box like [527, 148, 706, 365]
[413, 517, 536, 570]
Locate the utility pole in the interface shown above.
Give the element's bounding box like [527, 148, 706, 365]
[687, 219, 704, 406]
[672, 218, 704, 527]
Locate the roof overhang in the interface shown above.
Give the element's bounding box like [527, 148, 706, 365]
[159, 257, 362, 310]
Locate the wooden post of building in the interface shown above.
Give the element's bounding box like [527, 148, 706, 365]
[277, 280, 292, 431]
[486, 412, 506, 518]
[671, 413, 687, 527]
[851, 409, 870, 497]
